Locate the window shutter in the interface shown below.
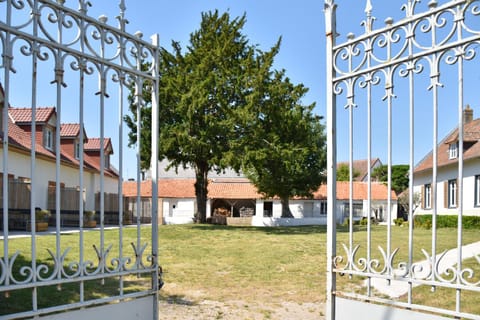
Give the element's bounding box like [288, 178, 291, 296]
[421, 185, 425, 209]
[456, 178, 459, 208]
[444, 181, 448, 208]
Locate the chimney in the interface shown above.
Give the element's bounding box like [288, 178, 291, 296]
[464, 104, 473, 124]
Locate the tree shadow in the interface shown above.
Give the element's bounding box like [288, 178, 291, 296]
[159, 293, 197, 306]
[189, 224, 328, 235]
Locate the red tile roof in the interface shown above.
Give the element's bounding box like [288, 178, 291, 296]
[9, 107, 55, 123]
[60, 123, 81, 137]
[313, 181, 397, 200]
[414, 118, 480, 173]
[2, 107, 118, 178]
[123, 178, 396, 201]
[84, 138, 113, 153]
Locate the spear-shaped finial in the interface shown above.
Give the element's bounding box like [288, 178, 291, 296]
[363, 0, 374, 33]
[117, 0, 129, 31]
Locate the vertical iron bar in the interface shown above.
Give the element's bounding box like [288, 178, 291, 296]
[325, 1, 337, 319]
[54, 15, 64, 286]
[366, 58, 372, 298]
[387, 76, 392, 279]
[118, 73, 125, 297]
[98, 25, 106, 277]
[135, 51, 143, 267]
[117, 1, 126, 296]
[2, 0, 13, 289]
[151, 33, 160, 320]
[407, 36, 415, 306]
[78, 62, 85, 302]
[455, 17, 464, 312]
[30, 0, 40, 311]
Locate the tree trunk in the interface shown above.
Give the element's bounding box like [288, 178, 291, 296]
[194, 163, 209, 223]
[281, 197, 294, 218]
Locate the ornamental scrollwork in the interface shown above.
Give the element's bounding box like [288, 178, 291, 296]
[333, 244, 480, 290]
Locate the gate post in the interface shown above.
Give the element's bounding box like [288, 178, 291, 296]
[324, 1, 337, 320]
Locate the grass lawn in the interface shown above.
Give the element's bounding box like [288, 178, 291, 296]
[1, 224, 479, 316]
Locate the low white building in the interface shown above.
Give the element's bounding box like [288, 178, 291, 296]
[123, 178, 398, 226]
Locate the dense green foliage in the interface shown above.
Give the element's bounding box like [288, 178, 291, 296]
[336, 163, 360, 181]
[413, 214, 480, 229]
[239, 71, 326, 217]
[125, 11, 281, 222]
[125, 11, 326, 222]
[372, 164, 409, 194]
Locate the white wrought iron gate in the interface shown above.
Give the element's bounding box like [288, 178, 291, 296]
[0, 0, 159, 319]
[325, 0, 480, 319]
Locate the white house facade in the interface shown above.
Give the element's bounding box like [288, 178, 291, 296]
[413, 106, 480, 216]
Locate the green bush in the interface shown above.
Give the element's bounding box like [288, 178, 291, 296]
[394, 218, 404, 226]
[359, 217, 378, 226]
[413, 214, 480, 229]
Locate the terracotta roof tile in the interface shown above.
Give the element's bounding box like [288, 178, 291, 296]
[9, 107, 55, 123]
[123, 179, 396, 201]
[1, 107, 118, 178]
[60, 123, 80, 137]
[209, 178, 263, 199]
[313, 181, 397, 200]
[84, 138, 112, 152]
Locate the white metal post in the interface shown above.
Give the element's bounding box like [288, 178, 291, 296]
[324, 1, 337, 319]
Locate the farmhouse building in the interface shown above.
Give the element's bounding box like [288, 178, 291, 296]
[413, 105, 480, 216]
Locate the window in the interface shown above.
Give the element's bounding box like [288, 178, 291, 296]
[345, 203, 363, 218]
[320, 201, 327, 215]
[74, 140, 81, 159]
[448, 142, 458, 159]
[45, 128, 54, 151]
[263, 201, 273, 217]
[104, 154, 110, 169]
[475, 175, 480, 207]
[424, 184, 432, 209]
[448, 179, 457, 208]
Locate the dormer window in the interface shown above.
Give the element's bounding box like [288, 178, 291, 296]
[45, 127, 54, 151]
[448, 142, 458, 159]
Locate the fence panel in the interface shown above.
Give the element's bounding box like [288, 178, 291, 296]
[0, 0, 160, 319]
[325, 0, 480, 319]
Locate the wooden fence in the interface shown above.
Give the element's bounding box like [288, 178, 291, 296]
[47, 186, 82, 211]
[0, 180, 31, 210]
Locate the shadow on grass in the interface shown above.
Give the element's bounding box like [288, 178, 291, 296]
[186, 223, 367, 235]
[160, 293, 197, 306]
[187, 224, 327, 235]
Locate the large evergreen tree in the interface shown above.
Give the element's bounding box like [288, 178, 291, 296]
[239, 70, 326, 218]
[125, 11, 279, 222]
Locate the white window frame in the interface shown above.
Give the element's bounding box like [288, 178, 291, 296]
[45, 127, 53, 151]
[74, 139, 81, 159]
[320, 200, 327, 215]
[475, 175, 480, 207]
[448, 179, 457, 208]
[448, 142, 458, 159]
[424, 184, 432, 209]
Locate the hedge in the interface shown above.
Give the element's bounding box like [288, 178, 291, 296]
[413, 214, 480, 229]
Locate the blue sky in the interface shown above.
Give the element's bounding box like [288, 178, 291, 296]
[4, 0, 479, 179]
